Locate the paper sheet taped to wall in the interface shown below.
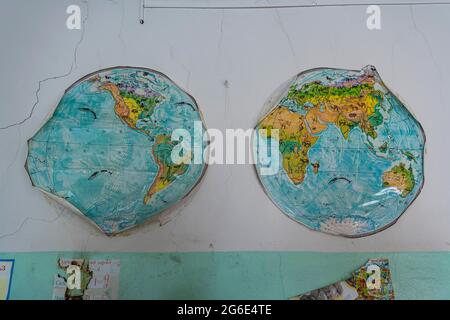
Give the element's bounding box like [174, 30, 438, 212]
[0, 259, 14, 300]
[52, 258, 120, 300]
[291, 259, 394, 300]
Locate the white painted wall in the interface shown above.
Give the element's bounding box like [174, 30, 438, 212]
[0, 0, 449, 252]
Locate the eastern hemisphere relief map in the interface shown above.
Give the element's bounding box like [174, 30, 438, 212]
[26, 67, 207, 235]
[255, 66, 425, 237]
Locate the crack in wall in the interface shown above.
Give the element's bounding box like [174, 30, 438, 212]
[118, 0, 126, 48]
[409, 5, 445, 106]
[0, 126, 22, 192]
[0, 1, 90, 242]
[0, 0, 90, 131]
[169, 45, 192, 90]
[0, 214, 62, 240]
[273, 8, 298, 68]
[217, 9, 225, 62]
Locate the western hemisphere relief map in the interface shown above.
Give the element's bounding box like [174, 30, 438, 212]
[26, 67, 207, 235]
[255, 66, 425, 237]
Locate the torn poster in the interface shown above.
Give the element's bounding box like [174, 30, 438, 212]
[291, 259, 394, 300]
[0, 259, 14, 300]
[52, 258, 120, 300]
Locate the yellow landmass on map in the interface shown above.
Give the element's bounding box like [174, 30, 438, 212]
[259, 107, 318, 184]
[302, 93, 379, 139]
[259, 78, 384, 185]
[382, 163, 415, 197]
[102, 82, 187, 204]
[144, 135, 188, 204]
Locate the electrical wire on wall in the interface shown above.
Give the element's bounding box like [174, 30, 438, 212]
[139, 0, 450, 23]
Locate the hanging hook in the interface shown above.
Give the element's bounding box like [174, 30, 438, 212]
[139, 0, 145, 24]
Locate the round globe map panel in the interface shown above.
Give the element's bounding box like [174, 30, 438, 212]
[26, 67, 207, 235]
[254, 66, 425, 237]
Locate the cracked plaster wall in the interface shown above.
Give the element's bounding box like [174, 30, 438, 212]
[0, 0, 449, 253]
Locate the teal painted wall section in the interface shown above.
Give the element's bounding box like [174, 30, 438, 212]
[1, 252, 449, 300]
